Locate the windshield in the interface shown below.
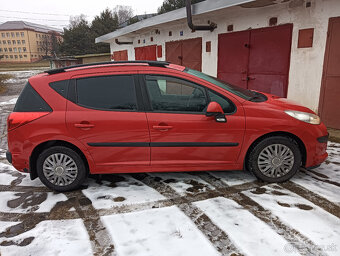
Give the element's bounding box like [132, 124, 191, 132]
[185, 68, 256, 100]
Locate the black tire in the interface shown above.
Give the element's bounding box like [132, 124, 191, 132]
[247, 136, 301, 183]
[37, 146, 87, 192]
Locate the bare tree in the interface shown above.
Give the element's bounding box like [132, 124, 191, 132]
[41, 34, 50, 57]
[50, 32, 61, 56]
[40, 32, 61, 57]
[69, 14, 88, 29]
[113, 5, 134, 25]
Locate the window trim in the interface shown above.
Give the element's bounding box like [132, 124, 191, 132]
[72, 74, 142, 112]
[141, 74, 237, 115]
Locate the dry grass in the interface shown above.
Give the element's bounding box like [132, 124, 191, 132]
[0, 60, 50, 71]
[328, 128, 340, 143]
[0, 74, 13, 94]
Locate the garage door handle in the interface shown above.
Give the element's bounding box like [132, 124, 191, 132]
[242, 76, 256, 81]
[153, 125, 173, 131]
[74, 123, 95, 128]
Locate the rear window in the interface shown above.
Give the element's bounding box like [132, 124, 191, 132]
[76, 75, 137, 111]
[14, 82, 52, 112]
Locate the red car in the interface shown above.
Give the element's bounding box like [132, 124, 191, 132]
[6, 61, 328, 191]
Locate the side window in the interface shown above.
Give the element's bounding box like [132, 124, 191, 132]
[208, 90, 236, 114]
[146, 76, 207, 113]
[14, 82, 52, 112]
[50, 80, 69, 98]
[76, 75, 137, 111]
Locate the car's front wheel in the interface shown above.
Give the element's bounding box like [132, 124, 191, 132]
[37, 146, 87, 191]
[247, 136, 302, 182]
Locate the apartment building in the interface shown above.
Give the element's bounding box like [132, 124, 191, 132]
[0, 21, 62, 63]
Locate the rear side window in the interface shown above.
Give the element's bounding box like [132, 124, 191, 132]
[14, 82, 52, 112]
[76, 75, 137, 111]
[50, 80, 69, 98]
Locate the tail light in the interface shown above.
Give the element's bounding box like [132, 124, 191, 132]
[7, 112, 50, 132]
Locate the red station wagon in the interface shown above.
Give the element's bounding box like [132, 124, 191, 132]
[6, 61, 328, 191]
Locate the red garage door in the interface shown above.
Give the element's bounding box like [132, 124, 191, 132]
[135, 45, 157, 60]
[166, 38, 202, 71]
[218, 24, 293, 97]
[319, 17, 340, 129]
[112, 50, 128, 61]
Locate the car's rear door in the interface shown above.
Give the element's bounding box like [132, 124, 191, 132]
[66, 71, 150, 173]
[140, 72, 245, 171]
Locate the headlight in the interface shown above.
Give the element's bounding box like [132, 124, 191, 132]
[284, 110, 320, 125]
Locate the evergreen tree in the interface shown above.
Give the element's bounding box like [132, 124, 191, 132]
[60, 15, 93, 55]
[91, 8, 119, 53]
[59, 6, 134, 55]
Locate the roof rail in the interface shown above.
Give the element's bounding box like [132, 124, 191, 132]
[45, 60, 170, 75]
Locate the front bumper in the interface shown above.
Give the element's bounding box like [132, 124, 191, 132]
[305, 130, 328, 168]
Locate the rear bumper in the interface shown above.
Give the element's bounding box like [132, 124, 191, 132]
[6, 151, 12, 163]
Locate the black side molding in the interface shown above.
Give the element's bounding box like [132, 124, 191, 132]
[150, 142, 238, 147]
[88, 142, 149, 147]
[88, 142, 239, 147]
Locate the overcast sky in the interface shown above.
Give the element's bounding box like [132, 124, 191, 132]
[0, 0, 165, 30]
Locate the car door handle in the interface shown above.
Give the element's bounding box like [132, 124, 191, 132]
[74, 123, 95, 128]
[153, 125, 173, 131]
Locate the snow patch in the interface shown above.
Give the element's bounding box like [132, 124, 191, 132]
[149, 172, 214, 195]
[101, 206, 219, 256]
[0, 191, 68, 213]
[244, 185, 340, 256]
[0, 221, 20, 233]
[0, 98, 18, 106]
[0, 162, 44, 187]
[195, 197, 300, 256]
[292, 171, 340, 204]
[82, 175, 165, 209]
[0, 219, 93, 256]
[209, 170, 256, 186]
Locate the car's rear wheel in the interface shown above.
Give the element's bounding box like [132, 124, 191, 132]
[37, 146, 87, 191]
[247, 136, 301, 182]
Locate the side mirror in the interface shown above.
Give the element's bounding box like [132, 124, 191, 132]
[206, 102, 226, 123]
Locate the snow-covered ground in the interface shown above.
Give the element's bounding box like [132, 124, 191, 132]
[0, 144, 339, 256]
[0, 71, 339, 255]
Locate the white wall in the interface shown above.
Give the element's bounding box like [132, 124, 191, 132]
[109, 0, 340, 112]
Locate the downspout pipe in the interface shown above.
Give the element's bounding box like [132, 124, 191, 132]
[115, 39, 133, 45]
[185, 0, 217, 32]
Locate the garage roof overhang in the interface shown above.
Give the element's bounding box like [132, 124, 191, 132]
[95, 0, 256, 44]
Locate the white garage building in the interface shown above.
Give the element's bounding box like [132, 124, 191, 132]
[96, 0, 340, 129]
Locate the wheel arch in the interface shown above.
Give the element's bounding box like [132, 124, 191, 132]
[244, 131, 307, 169]
[30, 140, 90, 180]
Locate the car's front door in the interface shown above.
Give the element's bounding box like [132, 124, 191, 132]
[141, 74, 245, 170]
[66, 72, 150, 173]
